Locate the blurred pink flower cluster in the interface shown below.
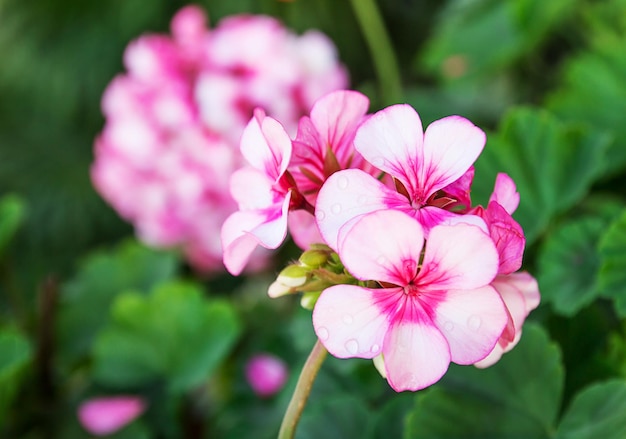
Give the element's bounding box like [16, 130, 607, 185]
[92, 5, 347, 272]
[222, 92, 540, 391]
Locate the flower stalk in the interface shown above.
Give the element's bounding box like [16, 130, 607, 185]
[278, 340, 328, 439]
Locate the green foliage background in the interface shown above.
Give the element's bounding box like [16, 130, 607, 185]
[1, 0, 626, 437]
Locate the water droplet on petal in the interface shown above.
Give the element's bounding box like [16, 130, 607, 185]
[444, 321, 454, 332]
[342, 314, 354, 325]
[345, 339, 359, 354]
[357, 195, 368, 205]
[316, 210, 326, 221]
[317, 327, 329, 341]
[371, 156, 385, 168]
[468, 315, 482, 330]
[331, 204, 342, 214]
[371, 344, 380, 353]
[375, 113, 385, 122]
[337, 176, 349, 190]
[401, 373, 419, 389]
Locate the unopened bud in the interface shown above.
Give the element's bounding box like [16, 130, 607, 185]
[245, 353, 288, 398]
[300, 291, 322, 310]
[268, 264, 308, 298]
[299, 249, 329, 268]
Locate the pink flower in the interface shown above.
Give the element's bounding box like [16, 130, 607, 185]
[316, 104, 487, 250]
[313, 210, 507, 391]
[245, 353, 289, 397]
[77, 396, 146, 436]
[221, 110, 295, 275]
[92, 5, 347, 274]
[475, 272, 540, 368]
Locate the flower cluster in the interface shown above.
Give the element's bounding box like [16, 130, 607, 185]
[224, 92, 540, 391]
[91, 5, 347, 273]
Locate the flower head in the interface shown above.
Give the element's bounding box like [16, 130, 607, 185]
[313, 210, 507, 391]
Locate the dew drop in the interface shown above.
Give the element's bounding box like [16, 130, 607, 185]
[371, 344, 380, 354]
[468, 315, 482, 330]
[401, 373, 419, 389]
[317, 327, 329, 341]
[316, 210, 326, 221]
[357, 195, 368, 205]
[372, 156, 385, 168]
[444, 321, 454, 332]
[345, 339, 359, 354]
[375, 112, 385, 122]
[337, 176, 349, 190]
[342, 314, 354, 325]
[331, 204, 342, 214]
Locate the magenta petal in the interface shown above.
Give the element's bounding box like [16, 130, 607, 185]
[420, 116, 486, 198]
[484, 201, 525, 275]
[489, 173, 520, 215]
[245, 353, 289, 398]
[78, 396, 146, 436]
[316, 169, 406, 250]
[418, 224, 498, 291]
[383, 320, 451, 392]
[313, 285, 392, 359]
[338, 210, 425, 285]
[354, 104, 423, 193]
[433, 286, 507, 365]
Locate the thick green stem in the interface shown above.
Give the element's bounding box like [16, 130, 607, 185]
[278, 340, 328, 439]
[348, 0, 403, 105]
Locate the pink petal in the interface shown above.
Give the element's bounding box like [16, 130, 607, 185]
[313, 285, 392, 359]
[354, 104, 424, 196]
[420, 116, 486, 198]
[484, 201, 525, 275]
[78, 396, 145, 436]
[230, 167, 274, 209]
[418, 224, 498, 291]
[288, 210, 324, 250]
[315, 169, 407, 250]
[440, 166, 475, 212]
[489, 173, 520, 215]
[338, 210, 425, 286]
[309, 90, 369, 164]
[432, 286, 507, 364]
[240, 109, 292, 181]
[383, 320, 451, 392]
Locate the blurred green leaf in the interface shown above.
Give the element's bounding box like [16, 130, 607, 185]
[93, 281, 241, 393]
[0, 194, 25, 256]
[538, 216, 606, 316]
[473, 107, 609, 243]
[555, 380, 626, 439]
[57, 239, 179, 368]
[404, 324, 563, 438]
[0, 328, 32, 425]
[419, 0, 573, 82]
[598, 209, 626, 317]
[296, 395, 370, 439]
[366, 393, 414, 439]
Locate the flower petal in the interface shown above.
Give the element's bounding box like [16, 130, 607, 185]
[420, 116, 486, 198]
[354, 104, 423, 195]
[288, 209, 324, 249]
[489, 173, 520, 215]
[484, 201, 525, 275]
[316, 169, 406, 250]
[240, 109, 292, 181]
[418, 223, 498, 291]
[338, 210, 425, 285]
[383, 319, 451, 392]
[230, 167, 274, 209]
[432, 286, 507, 365]
[313, 285, 392, 359]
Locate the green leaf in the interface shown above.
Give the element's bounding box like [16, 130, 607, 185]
[555, 380, 626, 439]
[473, 107, 609, 243]
[419, 0, 573, 82]
[598, 210, 626, 317]
[93, 281, 241, 393]
[0, 328, 32, 424]
[56, 239, 179, 368]
[366, 393, 414, 439]
[537, 216, 606, 316]
[404, 324, 563, 438]
[296, 395, 370, 439]
[0, 194, 25, 256]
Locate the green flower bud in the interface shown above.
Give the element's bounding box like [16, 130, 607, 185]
[300, 291, 322, 310]
[298, 249, 329, 268]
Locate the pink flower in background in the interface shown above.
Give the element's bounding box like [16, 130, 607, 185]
[313, 210, 507, 391]
[316, 104, 487, 250]
[78, 396, 146, 436]
[92, 5, 347, 273]
[245, 353, 289, 397]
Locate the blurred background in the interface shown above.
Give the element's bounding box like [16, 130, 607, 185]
[1, 0, 626, 437]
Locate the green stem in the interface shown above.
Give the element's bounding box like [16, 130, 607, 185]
[348, 0, 403, 105]
[278, 340, 328, 439]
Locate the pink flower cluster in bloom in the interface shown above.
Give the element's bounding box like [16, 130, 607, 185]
[77, 396, 146, 436]
[92, 5, 347, 273]
[223, 93, 539, 391]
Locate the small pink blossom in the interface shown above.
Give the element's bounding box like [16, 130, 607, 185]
[245, 353, 289, 397]
[77, 396, 146, 436]
[313, 210, 507, 391]
[316, 104, 487, 250]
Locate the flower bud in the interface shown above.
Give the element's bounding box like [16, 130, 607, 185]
[298, 249, 329, 268]
[245, 353, 288, 398]
[300, 291, 322, 310]
[77, 396, 146, 436]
